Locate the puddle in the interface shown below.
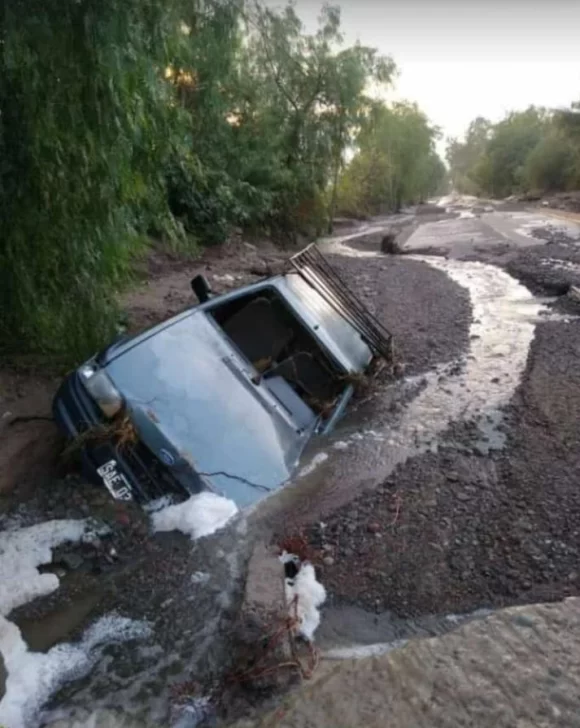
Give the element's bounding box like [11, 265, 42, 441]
[318, 603, 492, 659]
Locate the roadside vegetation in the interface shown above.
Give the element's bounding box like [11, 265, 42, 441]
[1, 0, 446, 363]
[447, 104, 580, 199]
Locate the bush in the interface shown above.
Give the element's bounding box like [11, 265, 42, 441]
[166, 155, 231, 247]
[522, 135, 575, 192]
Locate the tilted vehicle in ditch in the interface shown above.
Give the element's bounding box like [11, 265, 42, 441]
[53, 244, 393, 507]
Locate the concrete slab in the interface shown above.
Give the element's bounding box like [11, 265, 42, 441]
[230, 598, 580, 727]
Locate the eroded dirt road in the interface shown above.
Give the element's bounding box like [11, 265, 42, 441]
[3, 196, 580, 725]
[293, 199, 580, 646]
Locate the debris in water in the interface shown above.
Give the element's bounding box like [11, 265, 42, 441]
[0, 519, 100, 616]
[333, 440, 350, 451]
[0, 614, 151, 728]
[151, 491, 238, 540]
[0, 518, 149, 728]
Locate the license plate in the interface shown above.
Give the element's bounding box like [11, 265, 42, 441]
[96, 459, 133, 501]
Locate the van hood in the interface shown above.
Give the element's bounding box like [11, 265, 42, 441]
[104, 312, 313, 507]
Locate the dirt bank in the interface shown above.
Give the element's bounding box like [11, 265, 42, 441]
[0, 238, 292, 500]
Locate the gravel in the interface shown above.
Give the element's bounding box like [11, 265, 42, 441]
[299, 220, 580, 621]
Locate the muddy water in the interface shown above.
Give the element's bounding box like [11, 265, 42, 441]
[262, 240, 551, 523]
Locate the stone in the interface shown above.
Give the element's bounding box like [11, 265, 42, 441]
[380, 232, 400, 255]
[446, 472, 460, 482]
[235, 542, 291, 689]
[323, 556, 335, 567]
[367, 522, 381, 534]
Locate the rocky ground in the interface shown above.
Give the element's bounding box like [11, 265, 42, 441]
[294, 202, 580, 626]
[3, 197, 580, 725]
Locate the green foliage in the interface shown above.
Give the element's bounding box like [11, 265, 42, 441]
[522, 134, 574, 192]
[447, 103, 580, 198]
[1, 0, 188, 361]
[446, 117, 491, 193]
[336, 101, 445, 216]
[1, 0, 440, 362]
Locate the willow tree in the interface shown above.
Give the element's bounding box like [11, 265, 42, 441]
[1, 0, 189, 360]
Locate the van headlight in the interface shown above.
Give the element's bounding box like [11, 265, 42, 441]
[79, 365, 123, 418]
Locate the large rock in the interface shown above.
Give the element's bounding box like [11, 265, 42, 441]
[238, 543, 286, 642]
[230, 597, 580, 727]
[380, 232, 400, 255]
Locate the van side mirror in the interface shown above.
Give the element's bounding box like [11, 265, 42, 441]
[191, 274, 212, 303]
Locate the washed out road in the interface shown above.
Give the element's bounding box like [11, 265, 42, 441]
[3, 195, 580, 725]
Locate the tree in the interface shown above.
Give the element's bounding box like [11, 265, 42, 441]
[1, 0, 189, 359]
[242, 3, 395, 237]
[445, 117, 491, 193]
[446, 104, 580, 198]
[336, 101, 444, 216]
[0, 0, 442, 361]
[522, 133, 574, 192]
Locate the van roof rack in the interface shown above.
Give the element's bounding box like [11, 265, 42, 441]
[288, 243, 394, 362]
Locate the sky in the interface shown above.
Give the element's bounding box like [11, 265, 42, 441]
[267, 0, 580, 157]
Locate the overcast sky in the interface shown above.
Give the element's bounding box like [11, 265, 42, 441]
[268, 0, 580, 156]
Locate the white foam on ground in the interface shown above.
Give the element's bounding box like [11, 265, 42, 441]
[333, 440, 350, 451]
[143, 495, 175, 513]
[0, 614, 151, 728]
[298, 452, 329, 477]
[0, 519, 150, 728]
[0, 519, 93, 616]
[190, 571, 211, 585]
[151, 491, 238, 540]
[285, 563, 326, 641]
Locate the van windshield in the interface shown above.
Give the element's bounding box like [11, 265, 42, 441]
[208, 287, 346, 418]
